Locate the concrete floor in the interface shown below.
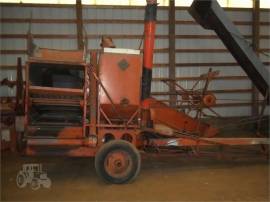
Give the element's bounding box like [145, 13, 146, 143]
[1, 146, 269, 201]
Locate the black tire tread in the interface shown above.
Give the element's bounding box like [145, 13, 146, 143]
[95, 140, 141, 184]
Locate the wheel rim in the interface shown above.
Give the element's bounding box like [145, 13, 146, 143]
[104, 150, 132, 178]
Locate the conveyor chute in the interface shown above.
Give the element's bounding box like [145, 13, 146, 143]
[188, 0, 269, 98]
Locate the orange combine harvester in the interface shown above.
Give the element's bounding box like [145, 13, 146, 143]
[12, 0, 269, 184]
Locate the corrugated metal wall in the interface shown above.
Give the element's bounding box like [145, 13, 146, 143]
[0, 3, 269, 116]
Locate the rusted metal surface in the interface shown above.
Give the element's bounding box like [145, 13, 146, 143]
[26, 146, 96, 157]
[161, 68, 220, 118]
[27, 139, 87, 146]
[99, 52, 142, 120]
[104, 150, 132, 178]
[32, 48, 85, 63]
[148, 137, 270, 147]
[29, 86, 83, 96]
[97, 129, 140, 146]
[89, 51, 98, 136]
[150, 103, 219, 138]
[27, 126, 83, 138]
[30, 98, 81, 106]
[14, 0, 269, 169]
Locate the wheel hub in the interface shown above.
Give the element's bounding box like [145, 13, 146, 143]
[104, 150, 132, 178]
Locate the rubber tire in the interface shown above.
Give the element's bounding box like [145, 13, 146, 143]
[16, 172, 27, 188]
[95, 140, 141, 184]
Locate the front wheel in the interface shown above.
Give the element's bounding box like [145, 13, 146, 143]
[16, 172, 27, 188]
[95, 140, 141, 184]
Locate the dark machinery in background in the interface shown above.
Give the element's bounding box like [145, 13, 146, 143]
[8, 0, 270, 184]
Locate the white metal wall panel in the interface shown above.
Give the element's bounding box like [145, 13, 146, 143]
[260, 25, 270, 35]
[1, 6, 75, 19]
[34, 39, 77, 49]
[225, 10, 252, 21]
[0, 4, 269, 117]
[0, 54, 27, 66]
[209, 106, 251, 117]
[83, 8, 168, 20]
[260, 10, 270, 22]
[176, 66, 247, 77]
[259, 39, 270, 49]
[1, 39, 26, 50]
[175, 39, 226, 49]
[176, 24, 252, 35]
[175, 52, 236, 63]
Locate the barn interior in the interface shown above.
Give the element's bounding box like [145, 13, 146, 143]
[0, 0, 269, 201]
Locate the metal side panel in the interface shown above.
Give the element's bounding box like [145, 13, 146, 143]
[188, 0, 269, 98]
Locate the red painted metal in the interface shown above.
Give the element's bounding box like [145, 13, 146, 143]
[99, 52, 142, 120]
[26, 146, 96, 157]
[149, 137, 270, 147]
[89, 51, 98, 136]
[16, 0, 269, 165]
[82, 65, 88, 137]
[143, 21, 156, 69]
[32, 48, 84, 63]
[29, 86, 83, 96]
[27, 126, 83, 138]
[20, 46, 269, 161]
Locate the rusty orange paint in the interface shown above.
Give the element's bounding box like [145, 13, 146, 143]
[104, 150, 132, 178]
[143, 21, 156, 69]
[57, 127, 83, 139]
[29, 86, 83, 96]
[149, 137, 269, 147]
[99, 52, 142, 120]
[97, 129, 140, 147]
[26, 146, 96, 157]
[33, 48, 84, 63]
[149, 99, 219, 137]
[203, 93, 216, 107]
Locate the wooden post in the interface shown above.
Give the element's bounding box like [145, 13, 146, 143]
[15, 57, 24, 115]
[76, 0, 84, 50]
[252, 0, 260, 117]
[169, 0, 176, 107]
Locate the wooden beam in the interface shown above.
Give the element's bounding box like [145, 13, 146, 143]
[151, 88, 253, 95]
[75, 0, 84, 50]
[29, 86, 83, 96]
[1, 2, 270, 12]
[1, 48, 269, 55]
[168, 0, 176, 107]
[175, 62, 270, 67]
[3, 18, 269, 26]
[1, 33, 269, 40]
[252, 0, 260, 116]
[152, 75, 248, 81]
[155, 101, 263, 108]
